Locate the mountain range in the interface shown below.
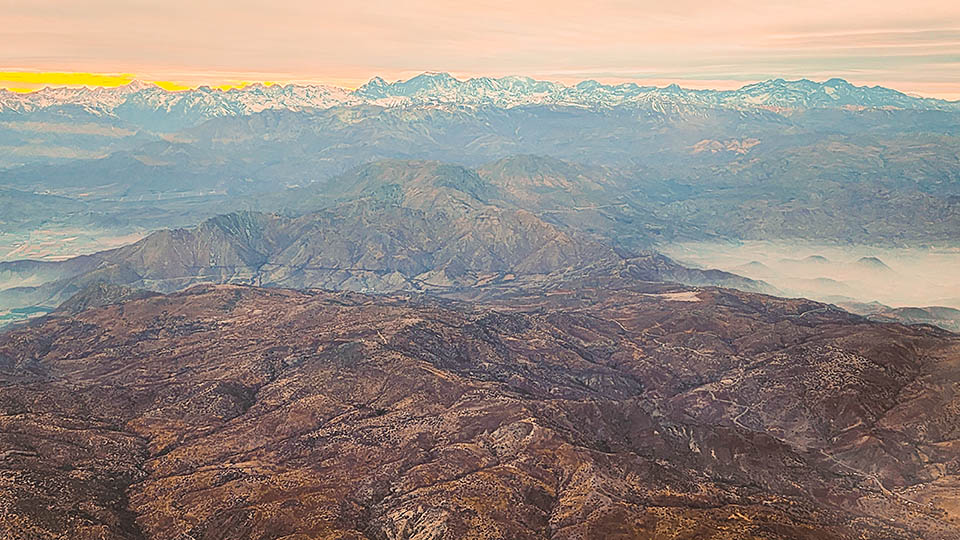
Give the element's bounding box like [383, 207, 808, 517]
[4, 74, 959, 124]
[2, 72, 960, 539]
[0, 147, 956, 332]
[0, 159, 765, 318]
[2, 74, 957, 256]
[1, 74, 958, 320]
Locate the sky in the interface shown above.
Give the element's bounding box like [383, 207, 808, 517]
[1, 0, 959, 99]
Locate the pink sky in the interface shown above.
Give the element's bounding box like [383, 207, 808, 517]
[1, 0, 959, 99]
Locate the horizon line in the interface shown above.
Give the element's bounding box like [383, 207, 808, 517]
[1, 70, 957, 101]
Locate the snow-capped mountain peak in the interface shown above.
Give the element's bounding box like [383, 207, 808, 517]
[2, 74, 957, 129]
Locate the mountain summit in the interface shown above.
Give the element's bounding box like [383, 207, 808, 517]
[4, 74, 958, 126]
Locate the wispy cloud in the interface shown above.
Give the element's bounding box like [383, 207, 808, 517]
[1, 0, 958, 98]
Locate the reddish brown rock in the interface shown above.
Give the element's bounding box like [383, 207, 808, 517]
[1, 283, 958, 539]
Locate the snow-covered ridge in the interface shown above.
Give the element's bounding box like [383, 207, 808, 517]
[354, 73, 959, 111]
[2, 73, 958, 119]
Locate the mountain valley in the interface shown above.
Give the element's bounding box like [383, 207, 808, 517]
[1, 72, 959, 539]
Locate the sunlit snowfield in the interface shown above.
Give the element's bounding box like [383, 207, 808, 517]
[662, 241, 960, 310]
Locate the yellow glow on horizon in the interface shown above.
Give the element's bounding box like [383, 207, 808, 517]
[0, 70, 956, 100]
[152, 80, 191, 91]
[0, 72, 279, 93]
[153, 80, 276, 91]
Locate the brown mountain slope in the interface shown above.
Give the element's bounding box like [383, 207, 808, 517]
[1, 282, 958, 539]
[0, 203, 767, 318]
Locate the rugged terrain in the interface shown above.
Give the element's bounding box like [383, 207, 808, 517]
[1, 281, 959, 539]
[0, 160, 766, 318]
[2, 75, 958, 539]
[2, 74, 958, 251]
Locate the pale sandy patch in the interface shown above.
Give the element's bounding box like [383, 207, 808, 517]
[648, 291, 702, 302]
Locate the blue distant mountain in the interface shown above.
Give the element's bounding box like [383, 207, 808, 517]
[3, 73, 958, 129]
